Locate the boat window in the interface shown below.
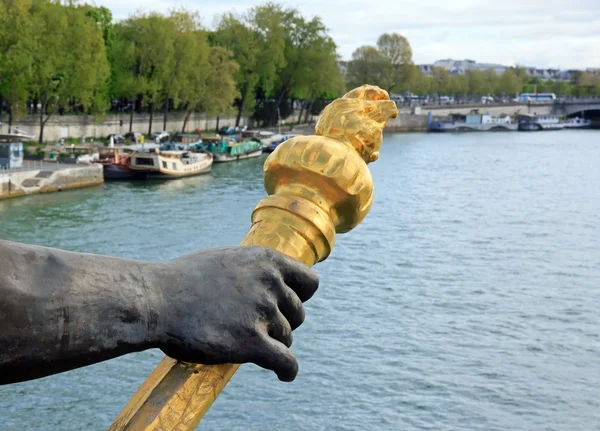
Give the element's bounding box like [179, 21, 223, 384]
[172, 163, 177, 170]
[0, 146, 8, 158]
[162, 161, 167, 169]
[135, 157, 154, 166]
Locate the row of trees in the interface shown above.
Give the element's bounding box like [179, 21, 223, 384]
[2, 1, 599, 142]
[346, 36, 600, 100]
[0, 0, 344, 141]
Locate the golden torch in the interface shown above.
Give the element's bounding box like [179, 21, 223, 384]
[109, 85, 399, 430]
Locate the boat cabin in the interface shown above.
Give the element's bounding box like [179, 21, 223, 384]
[517, 114, 560, 124]
[466, 114, 511, 124]
[173, 133, 201, 145]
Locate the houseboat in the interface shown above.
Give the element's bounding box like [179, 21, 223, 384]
[428, 112, 517, 132]
[128, 147, 212, 179]
[517, 114, 564, 131]
[563, 117, 592, 129]
[96, 144, 159, 180]
[201, 135, 262, 163]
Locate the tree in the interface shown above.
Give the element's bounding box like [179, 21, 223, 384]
[346, 46, 390, 90]
[407, 67, 431, 96]
[29, 1, 110, 142]
[448, 73, 468, 99]
[513, 66, 529, 90]
[465, 70, 487, 96]
[497, 70, 520, 96]
[200, 47, 239, 124]
[551, 80, 571, 97]
[270, 9, 341, 126]
[430, 67, 450, 98]
[116, 13, 176, 135]
[376, 33, 413, 92]
[82, 5, 114, 51]
[0, 0, 34, 132]
[110, 23, 145, 132]
[160, 9, 209, 131]
[213, 3, 286, 127]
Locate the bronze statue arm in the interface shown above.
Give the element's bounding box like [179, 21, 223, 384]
[0, 240, 318, 385]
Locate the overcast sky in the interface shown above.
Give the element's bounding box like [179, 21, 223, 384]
[100, 0, 600, 70]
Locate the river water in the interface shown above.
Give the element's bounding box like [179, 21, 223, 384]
[1, 131, 599, 431]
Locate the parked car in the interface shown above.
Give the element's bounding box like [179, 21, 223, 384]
[150, 131, 170, 142]
[107, 134, 125, 145]
[124, 132, 143, 142]
[218, 126, 236, 136]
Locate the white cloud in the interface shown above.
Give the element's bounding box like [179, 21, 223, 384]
[99, 0, 600, 69]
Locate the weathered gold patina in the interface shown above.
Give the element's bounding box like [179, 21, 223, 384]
[108, 85, 398, 431]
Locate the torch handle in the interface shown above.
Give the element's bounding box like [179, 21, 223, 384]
[109, 199, 330, 430]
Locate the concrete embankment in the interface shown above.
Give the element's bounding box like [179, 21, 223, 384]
[0, 164, 103, 200]
[1, 111, 318, 143]
[385, 114, 431, 132]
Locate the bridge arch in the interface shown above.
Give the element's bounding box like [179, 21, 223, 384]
[565, 108, 600, 121]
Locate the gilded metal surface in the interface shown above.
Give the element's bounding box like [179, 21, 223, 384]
[108, 85, 398, 431]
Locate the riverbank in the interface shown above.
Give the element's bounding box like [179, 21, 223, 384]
[0, 163, 103, 200]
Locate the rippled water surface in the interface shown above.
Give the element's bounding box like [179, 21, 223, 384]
[1, 131, 599, 430]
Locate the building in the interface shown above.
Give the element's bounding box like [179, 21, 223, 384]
[417, 59, 584, 81]
[430, 59, 507, 75]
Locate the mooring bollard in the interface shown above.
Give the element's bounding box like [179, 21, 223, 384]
[108, 85, 399, 431]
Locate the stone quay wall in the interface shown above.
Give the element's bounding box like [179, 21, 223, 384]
[0, 111, 316, 142]
[0, 164, 103, 200]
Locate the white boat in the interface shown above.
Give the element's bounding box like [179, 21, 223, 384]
[518, 114, 564, 131]
[563, 117, 592, 129]
[428, 113, 517, 132]
[128, 147, 212, 179]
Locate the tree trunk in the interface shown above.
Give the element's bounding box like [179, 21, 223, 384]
[272, 88, 287, 127]
[39, 98, 47, 143]
[8, 103, 13, 134]
[215, 116, 220, 133]
[163, 96, 168, 131]
[304, 100, 314, 123]
[129, 99, 134, 133]
[148, 104, 153, 136]
[297, 102, 305, 125]
[182, 110, 191, 133]
[236, 81, 249, 127]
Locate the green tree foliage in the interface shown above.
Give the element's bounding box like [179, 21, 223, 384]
[2, 0, 598, 143]
[119, 13, 175, 134]
[270, 9, 342, 126]
[346, 33, 413, 93]
[346, 46, 390, 90]
[213, 3, 286, 126]
[0, 0, 34, 131]
[182, 46, 239, 132]
[110, 22, 144, 132]
[28, 0, 110, 142]
[376, 33, 413, 92]
[497, 70, 521, 96]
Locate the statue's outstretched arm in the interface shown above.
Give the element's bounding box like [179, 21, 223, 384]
[0, 240, 318, 385]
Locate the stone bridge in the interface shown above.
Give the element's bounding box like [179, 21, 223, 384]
[553, 99, 600, 118]
[411, 98, 600, 121]
[416, 102, 552, 117]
